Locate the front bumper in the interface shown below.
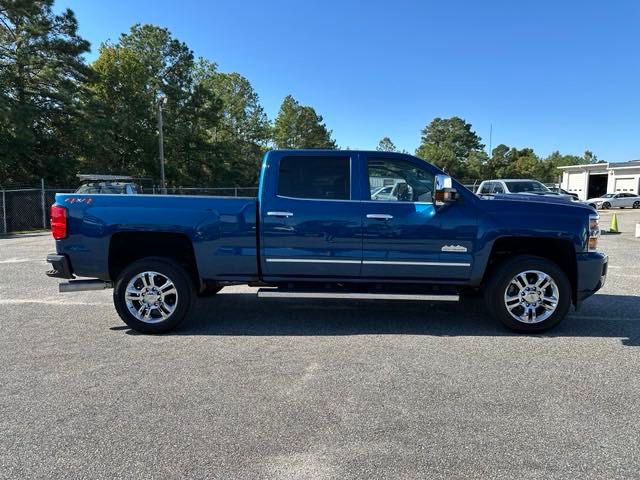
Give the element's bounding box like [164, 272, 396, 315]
[46, 253, 75, 279]
[575, 252, 608, 304]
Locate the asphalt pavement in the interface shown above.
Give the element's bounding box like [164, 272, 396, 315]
[1, 213, 639, 479]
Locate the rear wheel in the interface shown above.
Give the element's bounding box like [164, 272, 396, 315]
[633, 201, 640, 209]
[485, 255, 571, 333]
[113, 257, 194, 334]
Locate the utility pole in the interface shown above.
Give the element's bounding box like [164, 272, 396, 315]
[489, 124, 493, 156]
[157, 96, 167, 194]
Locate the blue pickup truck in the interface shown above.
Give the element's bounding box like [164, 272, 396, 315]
[46, 150, 607, 334]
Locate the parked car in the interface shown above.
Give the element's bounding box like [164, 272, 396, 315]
[371, 182, 412, 201]
[47, 150, 606, 335]
[585, 193, 640, 209]
[75, 175, 140, 194]
[371, 185, 395, 200]
[558, 188, 580, 200]
[546, 185, 580, 200]
[477, 179, 574, 200]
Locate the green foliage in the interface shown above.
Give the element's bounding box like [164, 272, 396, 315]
[465, 150, 490, 179]
[0, 0, 90, 184]
[583, 150, 602, 164]
[273, 95, 337, 149]
[80, 25, 223, 186]
[414, 117, 601, 183]
[415, 117, 484, 177]
[197, 62, 271, 185]
[487, 145, 540, 179]
[376, 137, 397, 152]
[0, 8, 278, 188]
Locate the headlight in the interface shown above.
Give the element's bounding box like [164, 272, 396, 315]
[588, 214, 600, 251]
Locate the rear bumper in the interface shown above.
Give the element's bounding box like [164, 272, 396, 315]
[46, 253, 74, 279]
[575, 252, 607, 304]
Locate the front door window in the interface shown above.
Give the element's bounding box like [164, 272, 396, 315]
[367, 158, 435, 203]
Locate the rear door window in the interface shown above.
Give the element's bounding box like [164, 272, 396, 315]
[277, 156, 350, 200]
[480, 182, 496, 194]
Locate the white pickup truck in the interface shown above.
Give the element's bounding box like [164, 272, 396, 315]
[476, 179, 574, 200]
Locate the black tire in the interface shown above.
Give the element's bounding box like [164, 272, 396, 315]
[602, 201, 611, 209]
[633, 201, 640, 209]
[113, 257, 195, 334]
[484, 255, 572, 333]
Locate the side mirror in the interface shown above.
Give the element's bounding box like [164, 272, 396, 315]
[434, 174, 458, 206]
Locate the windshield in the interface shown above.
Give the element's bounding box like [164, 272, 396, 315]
[505, 181, 550, 193]
[76, 183, 127, 194]
[600, 193, 615, 198]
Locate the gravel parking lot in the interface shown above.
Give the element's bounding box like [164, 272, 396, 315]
[1, 211, 639, 479]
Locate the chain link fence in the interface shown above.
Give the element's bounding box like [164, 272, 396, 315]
[0, 186, 76, 235]
[0, 181, 258, 235]
[459, 179, 482, 193]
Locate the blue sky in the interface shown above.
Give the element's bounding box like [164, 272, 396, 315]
[55, 0, 639, 162]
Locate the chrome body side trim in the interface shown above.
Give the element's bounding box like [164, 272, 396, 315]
[264, 258, 470, 267]
[265, 258, 361, 264]
[363, 260, 470, 267]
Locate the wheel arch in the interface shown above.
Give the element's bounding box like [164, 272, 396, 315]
[482, 236, 578, 305]
[108, 232, 201, 289]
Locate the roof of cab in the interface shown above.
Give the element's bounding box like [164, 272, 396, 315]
[266, 149, 419, 159]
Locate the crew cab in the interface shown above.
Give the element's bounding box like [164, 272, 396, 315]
[46, 150, 607, 334]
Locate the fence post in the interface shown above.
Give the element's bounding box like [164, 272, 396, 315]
[2, 189, 6, 234]
[234, 187, 238, 197]
[41, 178, 46, 229]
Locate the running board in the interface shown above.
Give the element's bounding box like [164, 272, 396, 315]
[59, 280, 112, 293]
[257, 289, 459, 302]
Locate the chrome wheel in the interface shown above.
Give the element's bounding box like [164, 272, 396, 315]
[125, 271, 178, 323]
[633, 201, 640, 209]
[503, 270, 559, 324]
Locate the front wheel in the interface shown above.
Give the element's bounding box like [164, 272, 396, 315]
[484, 255, 571, 333]
[602, 201, 611, 209]
[113, 257, 195, 334]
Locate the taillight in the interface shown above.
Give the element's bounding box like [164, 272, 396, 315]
[50, 205, 67, 240]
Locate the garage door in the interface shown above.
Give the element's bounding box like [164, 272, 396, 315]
[567, 172, 584, 192]
[614, 177, 636, 193]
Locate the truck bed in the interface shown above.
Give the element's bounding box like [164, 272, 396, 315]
[55, 193, 259, 281]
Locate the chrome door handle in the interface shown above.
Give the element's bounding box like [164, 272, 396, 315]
[366, 214, 393, 220]
[267, 211, 293, 218]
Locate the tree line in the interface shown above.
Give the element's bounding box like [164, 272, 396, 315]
[378, 117, 601, 182]
[1, 1, 599, 188]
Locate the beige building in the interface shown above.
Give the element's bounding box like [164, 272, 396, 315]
[558, 160, 640, 200]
